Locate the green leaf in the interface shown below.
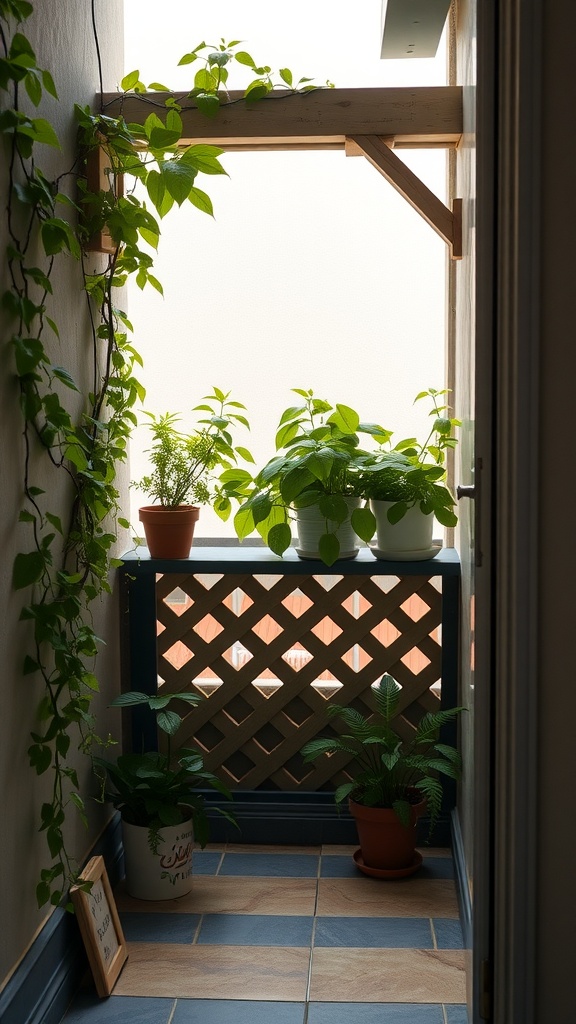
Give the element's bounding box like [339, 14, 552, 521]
[28, 117, 60, 148]
[41, 68, 58, 98]
[13, 550, 46, 588]
[267, 522, 292, 556]
[160, 160, 197, 205]
[121, 69, 140, 90]
[234, 505, 255, 540]
[235, 51, 256, 68]
[156, 709, 182, 735]
[318, 533, 340, 566]
[192, 91, 218, 118]
[25, 72, 41, 106]
[350, 506, 377, 542]
[234, 446, 255, 464]
[52, 366, 79, 390]
[329, 404, 360, 434]
[318, 494, 348, 523]
[279, 68, 293, 87]
[188, 187, 213, 216]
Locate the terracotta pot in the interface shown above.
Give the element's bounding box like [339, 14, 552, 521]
[349, 795, 426, 871]
[138, 504, 200, 558]
[121, 815, 194, 900]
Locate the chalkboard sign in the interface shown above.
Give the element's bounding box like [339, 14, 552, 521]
[71, 856, 128, 997]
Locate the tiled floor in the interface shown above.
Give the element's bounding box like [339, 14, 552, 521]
[60, 845, 468, 1024]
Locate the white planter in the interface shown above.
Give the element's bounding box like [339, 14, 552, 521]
[370, 499, 437, 559]
[295, 496, 361, 560]
[121, 816, 193, 900]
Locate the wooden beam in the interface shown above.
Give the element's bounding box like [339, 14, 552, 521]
[348, 134, 463, 259]
[98, 86, 462, 150]
[83, 145, 122, 254]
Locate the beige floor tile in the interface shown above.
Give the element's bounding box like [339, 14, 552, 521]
[417, 847, 452, 858]
[225, 843, 321, 855]
[114, 943, 310, 1000]
[321, 845, 358, 856]
[309, 948, 466, 1003]
[316, 878, 459, 917]
[115, 876, 318, 915]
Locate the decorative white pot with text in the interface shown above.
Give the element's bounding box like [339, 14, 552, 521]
[121, 815, 193, 900]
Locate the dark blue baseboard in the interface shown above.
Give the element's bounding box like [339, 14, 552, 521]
[206, 790, 453, 847]
[0, 816, 123, 1024]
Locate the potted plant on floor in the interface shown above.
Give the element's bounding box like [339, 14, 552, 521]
[135, 387, 252, 558]
[94, 690, 236, 900]
[358, 388, 459, 560]
[225, 389, 384, 566]
[301, 673, 463, 877]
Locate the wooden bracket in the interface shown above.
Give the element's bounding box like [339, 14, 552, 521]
[83, 145, 123, 254]
[347, 134, 462, 259]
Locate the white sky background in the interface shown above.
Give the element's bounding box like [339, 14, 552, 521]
[123, 0, 448, 537]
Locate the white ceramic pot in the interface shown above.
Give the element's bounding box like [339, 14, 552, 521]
[295, 496, 361, 560]
[370, 499, 436, 558]
[121, 815, 193, 900]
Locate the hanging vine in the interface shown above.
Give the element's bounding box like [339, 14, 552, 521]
[0, 0, 330, 908]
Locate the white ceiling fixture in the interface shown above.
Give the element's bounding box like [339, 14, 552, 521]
[380, 0, 451, 59]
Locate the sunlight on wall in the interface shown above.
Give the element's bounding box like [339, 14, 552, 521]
[123, 0, 448, 537]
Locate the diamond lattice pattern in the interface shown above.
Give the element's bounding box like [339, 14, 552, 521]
[155, 572, 442, 791]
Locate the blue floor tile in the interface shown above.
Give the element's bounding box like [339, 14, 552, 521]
[219, 853, 319, 877]
[197, 913, 313, 946]
[308, 1003, 444, 1023]
[172, 1000, 305, 1023]
[445, 1005, 469, 1023]
[192, 851, 222, 875]
[320, 855, 358, 877]
[419, 856, 455, 879]
[433, 918, 465, 949]
[61, 994, 174, 1023]
[314, 916, 433, 948]
[120, 912, 200, 943]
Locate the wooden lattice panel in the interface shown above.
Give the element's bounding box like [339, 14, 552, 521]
[154, 572, 443, 791]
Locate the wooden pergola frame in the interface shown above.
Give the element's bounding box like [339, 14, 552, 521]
[95, 87, 463, 257]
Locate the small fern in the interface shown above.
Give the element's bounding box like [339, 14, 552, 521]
[301, 673, 464, 832]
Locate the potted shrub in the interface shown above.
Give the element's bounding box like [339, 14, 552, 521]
[224, 389, 385, 566]
[135, 387, 251, 558]
[358, 388, 460, 560]
[94, 690, 235, 900]
[301, 673, 463, 877]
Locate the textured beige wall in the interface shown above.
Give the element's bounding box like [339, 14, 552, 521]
[0, 0, 125, 990]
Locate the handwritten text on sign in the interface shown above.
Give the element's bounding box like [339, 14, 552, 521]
[89, 878, 120, 965]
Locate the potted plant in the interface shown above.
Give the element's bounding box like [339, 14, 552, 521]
[224, 389, 385, 566]
[94, 690, 236, 900]
[301, 673, 463, 877]
[358, 388, 460, 560]
[135, 387, 251, 558]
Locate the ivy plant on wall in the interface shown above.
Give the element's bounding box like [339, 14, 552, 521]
[0, 0, 330, 908]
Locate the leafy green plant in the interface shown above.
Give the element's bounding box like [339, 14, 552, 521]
[301, 673, 463, 829]
[358, 388, 460, 527]
[0, 0, 330, 906]
[94, 691, 235, 850]
[225, 388, 387, 565]
[134, 388, 252, 513]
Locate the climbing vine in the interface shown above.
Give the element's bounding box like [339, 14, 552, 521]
[0, 0, 330, 908]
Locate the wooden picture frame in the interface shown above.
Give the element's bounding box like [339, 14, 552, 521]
[70, 856, 128, 997]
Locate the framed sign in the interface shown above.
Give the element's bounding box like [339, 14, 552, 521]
[70, 856, 128, 997]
